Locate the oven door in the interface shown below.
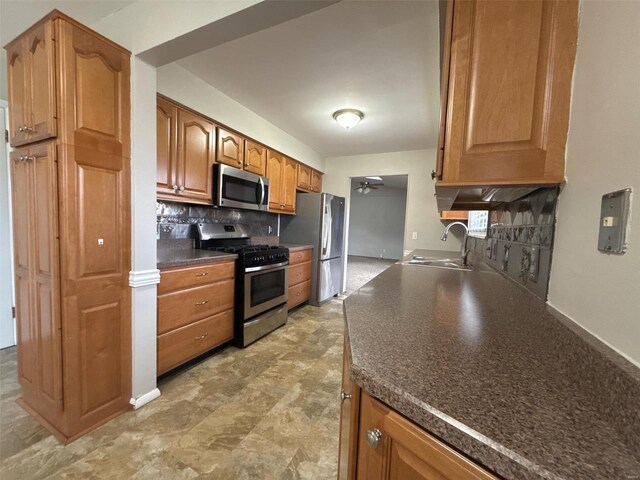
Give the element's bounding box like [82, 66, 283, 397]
[215, 164, 269, 211]
[244, 263, 289, 320]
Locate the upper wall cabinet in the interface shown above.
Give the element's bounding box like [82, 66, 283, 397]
[267, 150, 297, 214]
[156, 95, 214, 205]
[297, 163, 323, 193]
[244, 140, 267, 176]
[217, 128, 244, 169]
[435, 0, 579, 210]
[310, 169, 322, 193]
[6, 20, 56, 147]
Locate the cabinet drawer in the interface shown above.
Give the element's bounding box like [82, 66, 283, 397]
[157, 310, 234, 375]
[289, 261, 311, 287]
[289, 248, 312, 265]
[159, 261, 235, 294]
[158, 279, 235, 334]
[288, 280, 311, 309]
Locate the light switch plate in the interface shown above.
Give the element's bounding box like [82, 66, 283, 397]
[598, 188, 632, 254]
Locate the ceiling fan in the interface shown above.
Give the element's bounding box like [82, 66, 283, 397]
[354, 177, 384, 194]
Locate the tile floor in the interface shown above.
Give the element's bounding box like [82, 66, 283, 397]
[0, 300, 344, 480]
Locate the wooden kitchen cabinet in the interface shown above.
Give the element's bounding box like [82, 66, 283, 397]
[310, 169, 322, 193]
[217, 127, 245, 169]
[339, 349, 497, 480]
[435, 0, 579, 210]
[157, 261, 236, 375]
[6, 19, 56, 147]
[267, 150, 298, 214]
[440, 211, 468, 221]
[6, 10, 131, 443]
[244, 139, 267, 176]
[156, 95, 215, 205]
[297, 163, 312, 192]
[287, 247, 312, 309]
[156, 96, 178, 197]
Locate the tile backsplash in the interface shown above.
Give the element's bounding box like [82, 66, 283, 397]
[157, 201, 279, 240]
[468, 187, 559, 300]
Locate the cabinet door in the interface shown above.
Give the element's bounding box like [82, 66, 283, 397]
[24, 20, 57, 144]
[311, 169, 322, 193]
[10, 143, 63, 419]
[297, 163, 311, 191]
[244, 140, 267, 176]
[10, 148, 36, 395]
[357, 392, 496, 480]
[267, 150, 284, 211]
[441, 0, 578, 185]
[177, 110, 215, 204]
[338, 340, 361, 480]
[156, 96, 178, 197]
[281, 157, 298, 213]
[57, 19, 131, 158]
[6, 40, 30, 147]
[217, 128, 244, 169]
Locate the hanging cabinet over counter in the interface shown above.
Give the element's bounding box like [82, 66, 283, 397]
[434, 0, 579, 210]
[5, 10, 131, 443]
[156, 94, 322, 212]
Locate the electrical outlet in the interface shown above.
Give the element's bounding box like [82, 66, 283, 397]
[412, 232, 418, 240]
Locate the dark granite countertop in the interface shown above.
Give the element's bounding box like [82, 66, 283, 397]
[344, 249, 640, 480]
[157, 248, 237, 269]
[279, 243, 314, 252]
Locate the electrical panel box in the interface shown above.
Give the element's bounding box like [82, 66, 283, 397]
[598, 188, 632, 254]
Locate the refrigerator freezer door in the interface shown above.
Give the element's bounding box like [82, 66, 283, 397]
[320, 194, 345, 260]
[318, 257, 342, 303]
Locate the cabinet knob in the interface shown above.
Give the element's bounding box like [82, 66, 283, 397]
[366, 428, 383, 449]
[340, 390, 352, 402]
[195, 272, 209, 277]
[195, 300, 209, 306]
[195, 333, 209, 340]
[172, 184, 179, 192]
[431, 170, 437, 180]
[17, 126, 24, 133]
[23, 125, 33, 132]
[179, 186, 185, 192]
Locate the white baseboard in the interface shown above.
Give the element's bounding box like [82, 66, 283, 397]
[129, 269, 161, 288]
[130, 388, 161, 409]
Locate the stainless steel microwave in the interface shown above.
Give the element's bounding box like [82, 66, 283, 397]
[214, 164, 269, 211]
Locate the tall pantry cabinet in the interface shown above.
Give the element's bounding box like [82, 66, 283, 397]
[5, 10, 132, 443]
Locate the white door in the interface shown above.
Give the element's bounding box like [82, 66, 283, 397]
[0, 102, 16, 348]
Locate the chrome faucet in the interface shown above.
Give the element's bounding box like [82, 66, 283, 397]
[440, 222, 471, 266]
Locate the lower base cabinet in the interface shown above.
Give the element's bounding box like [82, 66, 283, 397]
[157, 260, 235, 375]
[339, 337, 497, 480]
[287, 247, 313, 309]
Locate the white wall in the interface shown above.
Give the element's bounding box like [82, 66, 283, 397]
[157, 63, 325, 172]
[0, 50, 7, 101]
[324, 149, 462, 253]
[349, 184, 407, 260]
[548, 1, 640, 366]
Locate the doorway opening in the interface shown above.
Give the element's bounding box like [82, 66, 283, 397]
[345, 174, 408, 294]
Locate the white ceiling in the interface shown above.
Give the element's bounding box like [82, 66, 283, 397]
[178, 0, 441, 158]
[0, 1, 134, 45]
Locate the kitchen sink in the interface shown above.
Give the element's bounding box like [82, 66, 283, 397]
[400, 256, 472, 271]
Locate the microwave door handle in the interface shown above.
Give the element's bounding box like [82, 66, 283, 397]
[257, 177, 265, 208]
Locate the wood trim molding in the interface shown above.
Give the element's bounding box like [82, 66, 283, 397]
[128, 269, 161, 288]
[129, 388, 161, 410]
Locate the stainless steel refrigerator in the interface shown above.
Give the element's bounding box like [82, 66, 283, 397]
[280, 192, 345, 306]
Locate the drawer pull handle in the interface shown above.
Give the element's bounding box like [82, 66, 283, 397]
[195, 333, 209, 340]
[195, 272, 209, 277]
[366, 428, 383, 449]
[195, 300, 209, 306]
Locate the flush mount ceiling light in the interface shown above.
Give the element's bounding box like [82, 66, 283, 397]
[333, 109, 364, 130]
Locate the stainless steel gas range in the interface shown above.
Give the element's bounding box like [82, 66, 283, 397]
[195, 223, 289, 347]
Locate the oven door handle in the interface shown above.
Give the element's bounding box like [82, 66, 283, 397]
[245, 261, 288, 273]
[257, 177, 265, 209]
